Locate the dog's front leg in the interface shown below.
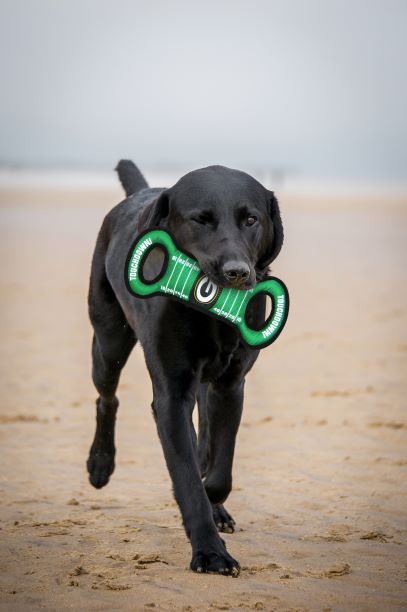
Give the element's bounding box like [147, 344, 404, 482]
[150, 367, 240, 576]
[203, 377, 244, 506]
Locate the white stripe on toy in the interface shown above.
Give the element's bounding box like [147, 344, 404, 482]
[219, 289, 231, 316]
[180, 264, 194, 298]
[233, 292, 248, 322]
[173, 257, 188, 292]
[165, 253, 183, 290]
[228, 291, 240, 319]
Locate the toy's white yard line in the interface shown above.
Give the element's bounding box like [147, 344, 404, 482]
[233, 292, 249, 322]
[227, 291, 240, 319]
[219, 289, 231, 316]
[180, 263, 195, 298]
[173, 258, 188, 293]
[165, 253, 183, 290]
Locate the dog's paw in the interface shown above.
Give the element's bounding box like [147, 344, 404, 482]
[190, 539, 240, 576]
[212, 504, 236, 533]
[86, 447, 115, 489]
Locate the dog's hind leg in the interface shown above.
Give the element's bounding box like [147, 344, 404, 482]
[87, 234, 136, 488]
[87, 322, 136, 488]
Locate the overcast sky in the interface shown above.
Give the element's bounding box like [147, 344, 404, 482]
[0, 0, 406, 181]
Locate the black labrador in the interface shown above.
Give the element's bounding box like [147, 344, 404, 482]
[87, 161, 284, 576]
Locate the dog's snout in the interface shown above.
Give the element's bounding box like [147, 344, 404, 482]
[223, 261, 250, 284]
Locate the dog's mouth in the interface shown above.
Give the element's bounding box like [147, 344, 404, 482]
[199, 265, 256, 291]
[222, 277, 255, 290]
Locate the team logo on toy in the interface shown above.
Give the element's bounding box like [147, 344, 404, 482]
[193, 275, 220, 305]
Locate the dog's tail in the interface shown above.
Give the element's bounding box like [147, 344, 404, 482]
[115, 159, 148, 196]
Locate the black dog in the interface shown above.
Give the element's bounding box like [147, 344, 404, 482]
[87, 161, 283, 575]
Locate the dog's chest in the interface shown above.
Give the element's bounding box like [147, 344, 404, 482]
[197, 318, 241, 382]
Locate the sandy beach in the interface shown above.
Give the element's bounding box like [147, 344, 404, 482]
[0, 181, 406, 611]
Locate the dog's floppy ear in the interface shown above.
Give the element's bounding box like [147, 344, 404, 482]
[137, 189, 170, 231]
[257, 190, 284, 271]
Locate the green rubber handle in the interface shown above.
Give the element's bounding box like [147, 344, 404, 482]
[125, 229, 289, 349]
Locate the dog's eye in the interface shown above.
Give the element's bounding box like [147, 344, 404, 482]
[191, 213, 214, 225]
[246, 216, 257, 227]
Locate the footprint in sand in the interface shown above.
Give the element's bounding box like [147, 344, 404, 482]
[360, 531, 391, 543]
[91, 581, 131, 591]
[69, 566, 89, 577]
[241, 562, 280, 574]
[90, 568, 132, 591]
[310, 386, 375, 398]
[307, 563, 351, 578]
[368, 421, 406, 430]
[0, 414, 48, 424]
[133, 552, 168, 569]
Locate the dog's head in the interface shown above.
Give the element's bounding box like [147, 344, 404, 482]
[139, 165, 283, 289]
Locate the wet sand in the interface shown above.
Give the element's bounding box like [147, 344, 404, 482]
[0, 184, 406, 611]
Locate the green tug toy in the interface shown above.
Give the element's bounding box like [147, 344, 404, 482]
[125, 229, 289, 349]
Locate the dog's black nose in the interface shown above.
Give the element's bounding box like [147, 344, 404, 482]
[223, 261, 250, 284]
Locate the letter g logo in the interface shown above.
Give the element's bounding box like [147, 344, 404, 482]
[194, 275, 220, 304]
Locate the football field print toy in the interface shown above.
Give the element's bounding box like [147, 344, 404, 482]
[125, 229, 289, 349]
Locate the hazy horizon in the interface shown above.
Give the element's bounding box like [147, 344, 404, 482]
[1, 0, 406, 182]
